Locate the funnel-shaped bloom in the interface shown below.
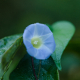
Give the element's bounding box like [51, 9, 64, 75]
[23, 23, 56, 59]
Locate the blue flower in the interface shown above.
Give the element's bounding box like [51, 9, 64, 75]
[23, 23, 56, 59]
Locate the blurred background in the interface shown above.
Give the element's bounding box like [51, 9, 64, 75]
[0, 0, 80, 80]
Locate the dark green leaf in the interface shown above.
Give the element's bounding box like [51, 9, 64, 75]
[51, 21, 75, 70]
[9, 54, 59, 80]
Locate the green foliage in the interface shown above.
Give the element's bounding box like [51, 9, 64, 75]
[10, 55, 59, 80]
[3, 44, 26, 80]
[51, 21, 75, 70]
[0, 21, 75, 80]
[0, 34, 26, 79]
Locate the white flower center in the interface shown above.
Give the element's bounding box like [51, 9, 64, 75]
[31, 37, 42, 48]
[33, 41, 38, 44]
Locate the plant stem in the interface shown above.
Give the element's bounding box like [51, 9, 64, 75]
[31, 57, 38, 80]
[38, 60, 41, 79]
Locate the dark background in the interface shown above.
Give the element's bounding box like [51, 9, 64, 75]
[0, 0, 80, 80]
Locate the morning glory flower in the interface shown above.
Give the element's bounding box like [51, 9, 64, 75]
[23, 23, 56, 59]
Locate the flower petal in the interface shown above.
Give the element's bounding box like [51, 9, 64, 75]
[39, 33, 53, 42]
[43, 34, 56, 52]
[23, 24, 35, 40]
[33, 23, 44, 37]
[23, 40, 31, 48]
[27, 45, 38, 57]
[33, 23, 52, 37]
[34, 45, 52, 59]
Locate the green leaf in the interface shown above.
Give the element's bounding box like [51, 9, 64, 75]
[9, 54, 59, 80]
[0, 34, 26, 79]
[51, 21, 75, 70]
[3, 44, 26, 80]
